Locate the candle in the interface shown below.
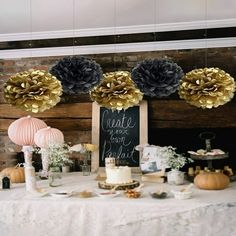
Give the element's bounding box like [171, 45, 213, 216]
[105, 157, 116, 168]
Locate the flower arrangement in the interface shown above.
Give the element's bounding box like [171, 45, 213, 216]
[46, 143, 73, 168]
[70, 143, 98, 163]
[83, 143, 98, 153]
[164, 146, 193, 170]
[69, 143, 98, 175]
[70, 143, 98, 154]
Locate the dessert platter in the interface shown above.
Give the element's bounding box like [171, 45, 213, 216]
[188, 132, 228, 169]
[188, 149, 228, 160]
[98, 165, 140, 190]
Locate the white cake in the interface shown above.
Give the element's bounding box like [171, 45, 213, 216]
[106, 166, 132, 184]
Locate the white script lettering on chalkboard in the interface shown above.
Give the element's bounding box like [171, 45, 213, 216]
[92, 101, 147, 171]
[101, 140, 136, 163]
[101, 110, 136, 130]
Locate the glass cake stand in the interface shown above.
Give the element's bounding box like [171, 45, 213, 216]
[189, 132, 229, 169]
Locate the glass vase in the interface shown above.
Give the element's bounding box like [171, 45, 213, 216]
[49, 166, 62, 187]
[82, 152, 91, 176]
[167, 169, 185, 185]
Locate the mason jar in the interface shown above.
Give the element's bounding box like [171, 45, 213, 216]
[49, 166, 62, 187]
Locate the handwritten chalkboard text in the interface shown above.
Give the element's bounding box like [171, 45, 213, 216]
[99, 107, 140, 167]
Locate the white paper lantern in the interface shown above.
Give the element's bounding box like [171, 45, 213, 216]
[8, 115, 47, 146]
[7, 115, 47, 193]
[34, 126, 64, 176]
[34, 126, 64, 148]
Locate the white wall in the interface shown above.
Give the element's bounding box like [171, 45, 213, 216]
[0, 0, 235, 58]
[0, 0, 235, 37]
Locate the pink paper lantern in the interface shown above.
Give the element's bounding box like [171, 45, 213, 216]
[8, 115, 47, 146]
[34, 126, 64, 148]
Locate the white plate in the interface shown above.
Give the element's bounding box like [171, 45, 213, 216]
[50, 191, 72, 198]
[96, 191, 120, 198]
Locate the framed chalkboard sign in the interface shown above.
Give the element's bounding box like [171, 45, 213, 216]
[91, 100, 148, 172]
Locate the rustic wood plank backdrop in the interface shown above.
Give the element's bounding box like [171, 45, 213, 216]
[1, 98, 236, 132]
[1, 48, 236, 169]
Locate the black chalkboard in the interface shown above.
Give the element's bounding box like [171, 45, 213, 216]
[91, 101, 147, 172]
[99, 106, 140, 167]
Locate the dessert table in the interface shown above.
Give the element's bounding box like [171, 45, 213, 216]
[0, 172, 236, 236]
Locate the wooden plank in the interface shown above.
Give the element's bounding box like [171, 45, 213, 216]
[1, 100, 236, 130]
[0, 119, 12, 131]
[148, 100, 236, 125]
[0, 103, 92, 118]
[44, 119, 91, 131]
[150, 120, 236, 129]
[0, 118, 92, 131]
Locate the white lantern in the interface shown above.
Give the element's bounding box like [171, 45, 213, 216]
[35, 126, 64, 176]
[8, 115, 47, 192]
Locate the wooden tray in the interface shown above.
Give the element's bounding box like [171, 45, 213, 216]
[98, 180, 140, 190]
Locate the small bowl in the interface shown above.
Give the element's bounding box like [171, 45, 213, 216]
[124, 190, 142, 199]
[150, 191, 168, 199]
[171, 190, 192, 200]
[78, 191, 93, 198]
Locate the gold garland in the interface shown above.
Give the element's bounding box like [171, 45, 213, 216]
[4, 69, 62, 113]
[90, 71, 143, 111]
[179, 67, 235, 109]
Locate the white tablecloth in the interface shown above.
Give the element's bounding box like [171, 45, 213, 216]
[0, 172, 236, 236]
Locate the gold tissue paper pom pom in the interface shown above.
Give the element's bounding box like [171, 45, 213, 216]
[179, 67, 235, 109]
[4, 69, 62, 113]
[90, 71, 143, 111]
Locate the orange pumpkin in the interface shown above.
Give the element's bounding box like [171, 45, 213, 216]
[194, 171, 229, 190]
[1, 164, 25, 183]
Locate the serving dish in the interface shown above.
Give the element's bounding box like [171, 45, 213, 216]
[50, 190, 72, 198]
[96, 191, 120, 198]
[171, 190, 192, 200]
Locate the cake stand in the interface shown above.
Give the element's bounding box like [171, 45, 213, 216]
[98, 180, 140, 190]
[189, 132, 229, 170]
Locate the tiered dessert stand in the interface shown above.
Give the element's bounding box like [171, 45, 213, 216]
[189, 132, 228, 169]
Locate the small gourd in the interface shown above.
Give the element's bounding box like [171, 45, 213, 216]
[1, 164, 25, 183]
[194, 171, 229, 190]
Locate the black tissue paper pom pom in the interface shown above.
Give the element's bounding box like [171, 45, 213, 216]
[131, 58, 184, 98]
[50, 56, 103, 95]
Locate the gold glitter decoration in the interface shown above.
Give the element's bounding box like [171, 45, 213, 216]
[179, 67, 235, 109]
[4, 69, 62, 113]
[90, 71, 143, 111]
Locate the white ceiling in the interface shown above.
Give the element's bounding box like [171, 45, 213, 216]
[0, 0, 235, 37]
[0, 0, 236, 58]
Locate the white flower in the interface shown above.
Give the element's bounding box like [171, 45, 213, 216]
[69, 144, 86, 153]
[155, 145, 193, 170]
[46, 143, 73, 167]
[135, 143, 149, 152]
